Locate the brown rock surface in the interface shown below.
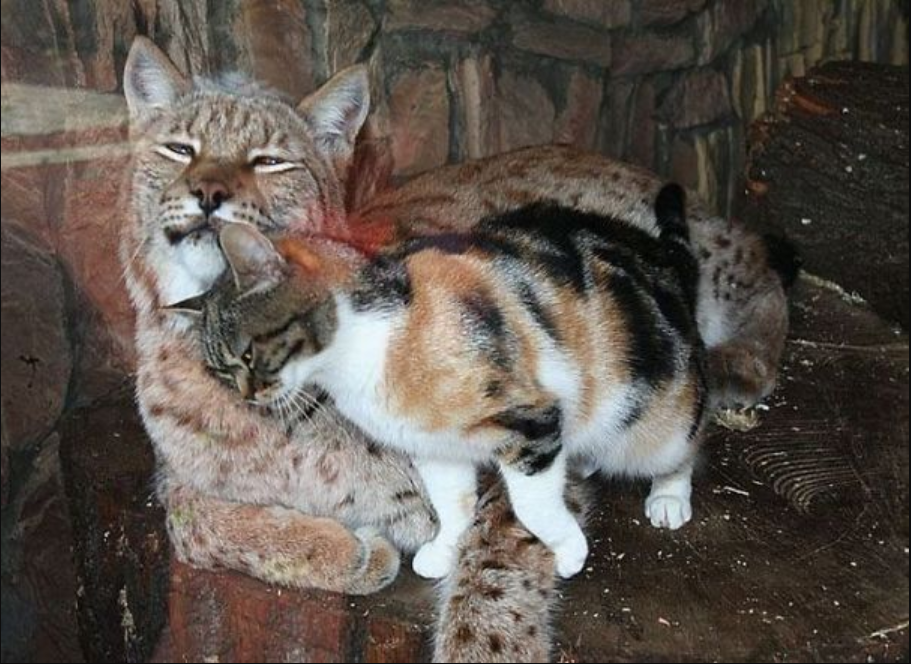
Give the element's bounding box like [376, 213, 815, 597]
[326, 0, 377, 73]
[0, 224, 72, 451]
[512, 12, 613, 67]
[612, 30, 696, 76]
[496, 69, 556, 151]
[555, 69, 604, 150]
[697, 0, 770, 64]
[386, 0, 496, 35]
[640, 0, 709, 26]
[1, 406, 9, 508]
[661, 68, 734, 128]
[385, 65, 451, 177]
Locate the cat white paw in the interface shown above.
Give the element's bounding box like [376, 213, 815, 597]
[644, 495, 692, 530]
[413, 540, 456, 579]
[553, 529, 589, 578]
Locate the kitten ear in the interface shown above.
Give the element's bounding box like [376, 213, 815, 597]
[162, 294, 206, 318]
[297, 65, 370, 167]
[124, 36, 190, 117]
[219, 223, 287, 293]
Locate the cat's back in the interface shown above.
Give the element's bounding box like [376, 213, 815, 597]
[359, 202, 705, 471]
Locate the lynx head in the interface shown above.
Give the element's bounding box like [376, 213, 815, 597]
[122, 37, 370, 311]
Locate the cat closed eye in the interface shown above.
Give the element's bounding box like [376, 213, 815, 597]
[249, 155, 295, 172]
[155, 142, 196, 162]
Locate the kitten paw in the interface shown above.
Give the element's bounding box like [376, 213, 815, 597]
[553, 529, 589, 578]
[644, 495, 692, 530]
[413, 540, 456, 579]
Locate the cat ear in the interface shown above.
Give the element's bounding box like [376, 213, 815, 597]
[162, 294, 206, 318]
[124, 36, 190, 118]
[297, 65, 370, 167]
[219, 223, 287, 293]
[275, 239, 323, 275]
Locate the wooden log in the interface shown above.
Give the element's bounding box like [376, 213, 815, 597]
[741, 61, 910, 328]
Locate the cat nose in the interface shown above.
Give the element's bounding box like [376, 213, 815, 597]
[191, 179, 232, 217]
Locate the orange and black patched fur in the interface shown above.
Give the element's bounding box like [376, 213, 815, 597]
[179, 184, 707, 581]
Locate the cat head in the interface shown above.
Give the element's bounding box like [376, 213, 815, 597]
[123, 37, 370, 308]
[171, 224, 339, 405]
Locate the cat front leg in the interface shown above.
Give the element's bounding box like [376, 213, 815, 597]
[493, 403, 587, 578]
[493, 402, 588, 579]
[412, 458, 477, 579]
[499, 452, 588, 578]
[645, 460, 694, 530]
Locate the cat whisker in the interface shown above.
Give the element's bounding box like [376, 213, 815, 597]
[120, 235, 151, 285]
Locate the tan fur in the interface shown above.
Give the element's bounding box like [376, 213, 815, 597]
[385, 250, 545, 436]
[387, 252, 494, 431]
[122, 39, 435, 596]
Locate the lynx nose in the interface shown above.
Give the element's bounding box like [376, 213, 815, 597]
[191, 179, 231, 217]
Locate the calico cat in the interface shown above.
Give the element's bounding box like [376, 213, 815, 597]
[178, 184, 707, 580]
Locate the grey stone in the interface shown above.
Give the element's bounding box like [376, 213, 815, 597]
[611, 31, 695, 76]
[542, 0, 631, 29]
[497, 70, 556, 151]
[512, 13, 612, 67]
[640, 0, 708, 27]
[386, 0, 496, 34]
[661, 69, 734, 128]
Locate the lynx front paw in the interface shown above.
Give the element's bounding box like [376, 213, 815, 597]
[645, 495, 692, 530]
[345, 527, 401, 595]
[553, 528, 589, 578]
[413, 539, 457, 579]
[382, 504, 438, 552]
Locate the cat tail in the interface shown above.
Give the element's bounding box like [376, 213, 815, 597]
[654, 183, 689, 244]
[433, 476, 590, 663]
[653, 182, 701, 312]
